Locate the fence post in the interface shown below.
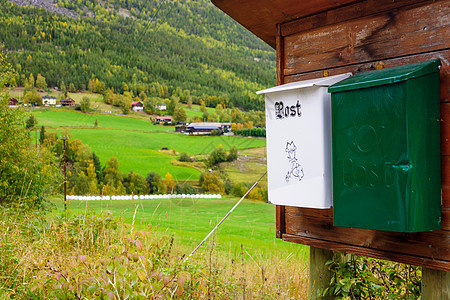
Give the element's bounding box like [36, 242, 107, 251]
[421, 267, 450, 299]
[309, 247, 334, 299]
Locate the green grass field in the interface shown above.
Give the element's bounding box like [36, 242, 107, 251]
[67, 91, 125, 114]
[67, 128, 264, 179]
[183, 103, 216, 119]
[32, 109, 167, 131]
[32, 108, 266, 180]
[53, 197, 306, 261]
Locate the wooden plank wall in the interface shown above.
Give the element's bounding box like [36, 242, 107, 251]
[276, 0, 450, 272]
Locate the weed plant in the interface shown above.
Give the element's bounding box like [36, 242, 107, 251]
[0, 207, 308, 299]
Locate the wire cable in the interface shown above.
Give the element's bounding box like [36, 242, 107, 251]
[135, 0, 166, 47]
[184, 171, 267, 262]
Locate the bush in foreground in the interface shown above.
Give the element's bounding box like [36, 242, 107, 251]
[0, 53, 61, 208]
[320, 253, 421, 299]
[0, 209, 236, 299]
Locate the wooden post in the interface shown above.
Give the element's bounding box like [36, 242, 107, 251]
[421, 267, 450, 299]
[276, 23, 284, 86]
[309, 247, 334, 299]
[62, 137, 67, 213]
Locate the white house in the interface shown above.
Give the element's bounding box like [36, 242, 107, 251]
[131, 101, 144, 112]
[42, 96, 57, 105]
[156, 103, 167, 110]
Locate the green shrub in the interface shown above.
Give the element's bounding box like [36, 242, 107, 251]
[210, 129, 222, 136]
[320, 254, 421, 299]
[176, 182, 198, 194]
[208, 147, 227, 167]
[233, 127, 266, 137]
[248, 187, 268, 202]
[227, 146, 238, 162]
[80, 96, 90, 113]
[230, 183, 247, 197]
[179, 152, 191, 162]
[123, 171, 148, 195]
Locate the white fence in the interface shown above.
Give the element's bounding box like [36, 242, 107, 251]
[66, 194, 222, 201]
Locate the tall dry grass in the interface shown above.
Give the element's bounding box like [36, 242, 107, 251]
[0, 206, 308, 299]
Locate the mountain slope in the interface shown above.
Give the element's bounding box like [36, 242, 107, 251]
[0, 0, 276, 110]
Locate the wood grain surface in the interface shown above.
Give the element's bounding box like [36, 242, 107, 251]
[283, 1, 449, 75]
[276, 0, 450, 272]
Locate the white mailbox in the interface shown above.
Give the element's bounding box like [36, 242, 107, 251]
[257, 73, 351, 208]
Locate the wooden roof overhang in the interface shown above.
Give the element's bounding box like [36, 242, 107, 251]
[211, 0, 360, 48]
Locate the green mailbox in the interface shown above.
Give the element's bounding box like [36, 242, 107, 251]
[329, 59, 442, 232]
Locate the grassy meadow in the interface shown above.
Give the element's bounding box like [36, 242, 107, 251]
[1, 199, 309, 299]
[183, 104, 216, 119]
[46, 196, 309, 298]
[32, 109, 167, 131]
[31, 107, 266, 180]
[53, 197, 305, 259]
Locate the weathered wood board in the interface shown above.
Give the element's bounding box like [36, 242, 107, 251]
[276, 0, 450, 272]
[212, 0, 360, 48]
[283, 0, 450, 75]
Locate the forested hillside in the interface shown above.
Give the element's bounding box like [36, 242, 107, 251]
[0, 0, 276, 110]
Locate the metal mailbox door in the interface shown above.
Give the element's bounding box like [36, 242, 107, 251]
[329, 59, 441, 232]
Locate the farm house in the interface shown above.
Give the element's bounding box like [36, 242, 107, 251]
[131, 100, 144, 112]
[42, 96, 57, 105]
[8, 98, 18, 107]
[60, 98, 75, 107]
[154, 115, 172, 123]
[185, 122, 232, 135]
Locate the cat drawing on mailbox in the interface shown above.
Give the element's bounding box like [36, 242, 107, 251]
[285, 141, 304, 182]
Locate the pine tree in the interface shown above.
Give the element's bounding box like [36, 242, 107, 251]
[25, 114, 37, 130]
[92, 152, 103, 183]
[39, 126, 46, 145]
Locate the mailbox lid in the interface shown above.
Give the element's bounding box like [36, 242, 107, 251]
[328, 59, 441, 93]
[257, 73, 352, 95]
